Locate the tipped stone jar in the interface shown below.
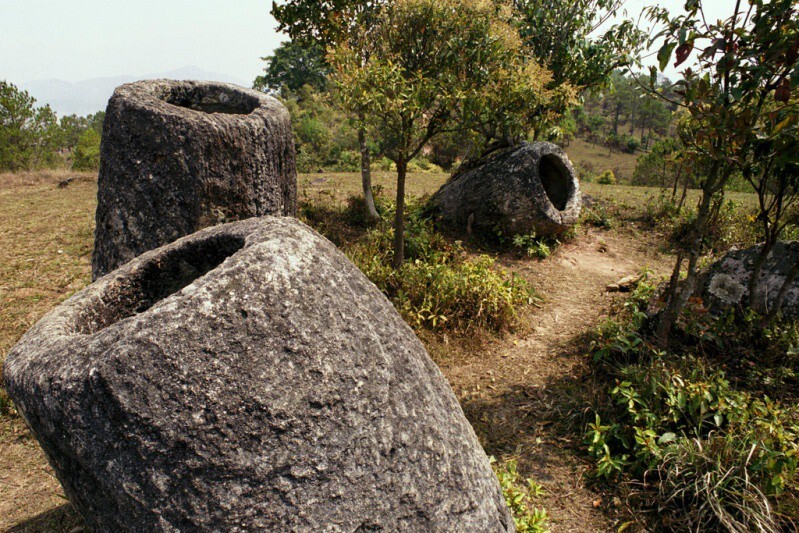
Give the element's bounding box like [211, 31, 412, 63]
[92, 80, 297, 280]
[430, 141, 581, 238]
[4, 217, 513, 532]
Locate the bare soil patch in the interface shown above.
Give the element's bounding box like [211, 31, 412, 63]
[435, 226, 672, 531]
[1, 172, 674, 530]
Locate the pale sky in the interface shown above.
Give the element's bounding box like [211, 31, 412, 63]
[0, 0, 283, 84]
[0, 0, 737, 85]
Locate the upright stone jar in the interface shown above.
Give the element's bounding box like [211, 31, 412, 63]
[92, 80, 297, 279]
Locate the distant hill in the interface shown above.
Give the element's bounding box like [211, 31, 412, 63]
[20, 66, 249, 117]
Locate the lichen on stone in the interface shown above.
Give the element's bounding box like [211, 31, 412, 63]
[708, 273, 746, 304]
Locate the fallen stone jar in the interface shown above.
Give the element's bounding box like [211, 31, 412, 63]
[430, 141, 581, 239]
[4, 216, 512, 532]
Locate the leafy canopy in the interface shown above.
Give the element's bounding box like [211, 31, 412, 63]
[254, 41, 329, 94]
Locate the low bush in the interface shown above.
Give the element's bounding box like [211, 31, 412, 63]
[512, 233, 553, 259]
[302, 194, 536, 333]
[586, 279, 799, 531]
[492, 459, 549, 532]
[596, 170, 616, 185]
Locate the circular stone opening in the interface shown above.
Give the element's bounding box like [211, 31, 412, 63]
[538, 154, 574, 211]
[77, 234, 246, 335]
[162, 85, 259, 115]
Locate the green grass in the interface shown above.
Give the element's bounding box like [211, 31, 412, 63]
[565, 137, 639, 183]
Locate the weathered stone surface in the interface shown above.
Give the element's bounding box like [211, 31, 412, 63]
[92, 79, 297, 280]
[4, 217, 512, 532]
[699, 241, 799, 318]
[430, 142, 581, 238]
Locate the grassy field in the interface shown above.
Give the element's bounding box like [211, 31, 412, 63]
[0, 168, 760, 529]
[0, 169, 760, 364]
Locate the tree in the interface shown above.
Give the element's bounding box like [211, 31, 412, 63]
[0, 81, 60, 171]
[514, 0, 643, 89]
[512, 0, 645, 138]
[72, 128, 101, 171]
[647, 0, 799, 342]
[254, 41, 329, 95]
[331, 0, 551, 267]
[271, 0, 385, 219]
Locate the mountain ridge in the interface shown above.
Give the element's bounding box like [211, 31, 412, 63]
[20, 66, 250, 117]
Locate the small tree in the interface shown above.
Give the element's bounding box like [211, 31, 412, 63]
[331, 0, 551, 267]
[72, 128, 101, 171]
[254, 41, 329, 95]
[271, 0, 386, 219]
[0, 81, 60, 171]
[647, 0, 799, 342]
[512, 0, 645, 138]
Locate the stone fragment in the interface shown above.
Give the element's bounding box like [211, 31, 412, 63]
[430, 142, 581, 238]
[5, 217, 512, 532]
[700, 241, 799, 318]
[92, 79, 297, 279]
[606, 274, 643, 293]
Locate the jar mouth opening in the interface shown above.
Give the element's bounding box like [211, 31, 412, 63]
[76, 233, 246, 335]
[159, 84, 260, 115]
[538, 153, 575, 211]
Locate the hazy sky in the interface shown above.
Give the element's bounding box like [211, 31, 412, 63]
[1, 0, 284, 84]
[1, 0, 737, 85]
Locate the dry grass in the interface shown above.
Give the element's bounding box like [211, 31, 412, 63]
[565, 137, 639, 183]
[299, 170, 448, 201]
[0, 168, 757, 529]
[582, 181, 759, 212]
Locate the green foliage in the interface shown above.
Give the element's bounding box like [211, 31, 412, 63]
[0, 388, 14, 417]
[596, 170, 616, 185]
[632, 137, 684, 188]
[645, 0, 799, 339]
[331, 0, 558, 266]
[280, 85, 359, 172]
[512, 233, 552, 259]
[586, 280, 799, 530]
[513, 0, 645, 93]
[71, 128, 101, 171]
[581, 204, 614, 229]
[303, 193, 536, 333]
[492, 459, 549, 533]
[0, 80, 61, 171]
[253, 41, 329, 95]
[348, 224, 535, 332]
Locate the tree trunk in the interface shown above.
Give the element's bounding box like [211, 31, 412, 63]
[358, 118, 379, 220]
[392, 160, 408, 269]
[764, 259, 799, 325]
[747, 240, 773, 314]
[677, 181, 689, 214]
[657, 191, 714, 347]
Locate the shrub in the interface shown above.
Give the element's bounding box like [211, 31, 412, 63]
[302, 195, 536, 333]
[512, 233, 553, 259]
[0, 388, 14, 417]
[581, 205, 614, 229]
[586, 280, 799, 531]
[625, 136, 640, 153]
[71, 128, 101, 171]
[596, 170, 616, 185]
[348, 222, 535, 332]
[492, 459, 549, 533]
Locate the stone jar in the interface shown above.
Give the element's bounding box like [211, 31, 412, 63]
[92, 80, 297, 279]
[4, 217, 512, 532]
[430, 142, 581, 238]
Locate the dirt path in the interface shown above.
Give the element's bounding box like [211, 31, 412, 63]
[2, 224, 670, 532]
[439, 226, 672, 532]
